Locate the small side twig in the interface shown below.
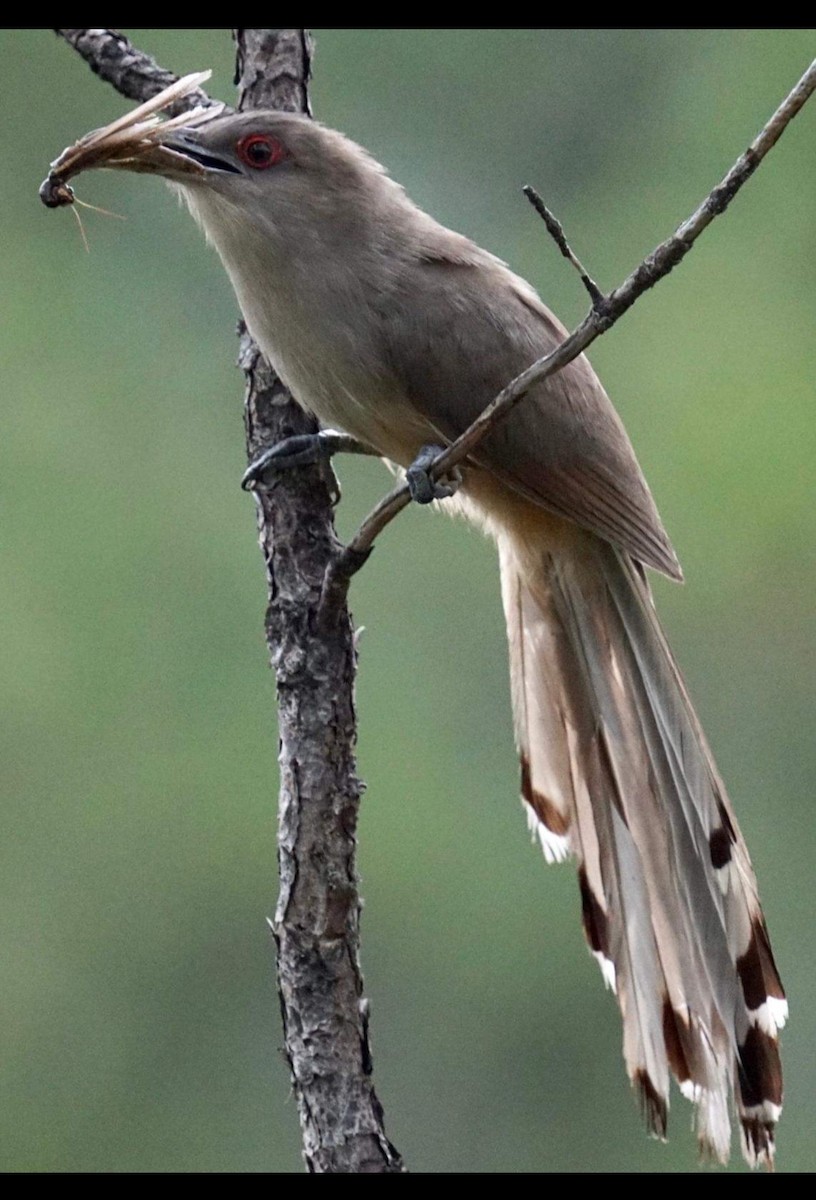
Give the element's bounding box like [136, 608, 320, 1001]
[323, 56, 816, 608]
[523, 184, 604, 306]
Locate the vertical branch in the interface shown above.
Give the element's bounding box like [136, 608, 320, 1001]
[54, 25, 402, 1176]
[233, 29, 404, 1174]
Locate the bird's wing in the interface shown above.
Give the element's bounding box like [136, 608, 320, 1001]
[380, 245, 682, 580]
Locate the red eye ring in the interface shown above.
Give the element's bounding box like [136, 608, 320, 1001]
[236, 133, 286, 170]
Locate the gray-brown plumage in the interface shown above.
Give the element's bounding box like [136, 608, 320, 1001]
[46, 97, 787, 1167]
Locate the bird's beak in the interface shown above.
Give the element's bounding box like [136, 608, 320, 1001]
[39, 70, 230, 208]
[157, 131, 241, 176]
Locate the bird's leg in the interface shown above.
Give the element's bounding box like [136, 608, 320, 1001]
[405, 444, 462, 504]
[241, 429, 378, 492]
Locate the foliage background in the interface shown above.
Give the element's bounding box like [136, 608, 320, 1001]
[2, 29, 813, 1172]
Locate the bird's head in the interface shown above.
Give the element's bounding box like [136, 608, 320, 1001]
[41, 78, 408, 271]
[158, 112, 398, 255]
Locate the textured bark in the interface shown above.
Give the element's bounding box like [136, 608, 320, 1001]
[55, 26, 403, 1175]
[56, 29, 217, 115]
[239, 344, 401, 1174]
[233, 29, 404, 1175]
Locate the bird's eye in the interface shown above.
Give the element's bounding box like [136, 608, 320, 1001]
[236, 134, 286, 170]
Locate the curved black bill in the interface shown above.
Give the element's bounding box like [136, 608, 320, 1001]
[162, 132, 241, 175]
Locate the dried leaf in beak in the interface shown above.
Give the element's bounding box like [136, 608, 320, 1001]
[39, 70, 225, 207]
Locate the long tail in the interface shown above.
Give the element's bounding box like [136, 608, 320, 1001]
[497, 525, 786, 1167]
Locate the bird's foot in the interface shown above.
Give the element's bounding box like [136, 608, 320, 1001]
[405, 444, 462, 504]
[241, 430, 374, 491]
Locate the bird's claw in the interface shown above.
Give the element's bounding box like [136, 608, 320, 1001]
[242, 429, 376, 492]
[406, 444, 462, 504]
[242, 432, 333, 491]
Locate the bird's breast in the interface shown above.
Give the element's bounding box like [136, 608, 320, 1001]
[184, 187, 449, 465]
[232, 263, 439, 466]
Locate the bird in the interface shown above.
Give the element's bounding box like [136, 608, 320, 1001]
[43, 89, 786, 1168]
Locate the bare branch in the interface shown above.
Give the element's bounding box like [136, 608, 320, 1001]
[330, 56, 816, 590]
[523, 184, 603, 305]
[55, 26, 403, 1175]
[233, 31, 402, 1171]
[56, 29, 219, 113]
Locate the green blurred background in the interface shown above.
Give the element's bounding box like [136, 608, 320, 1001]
[1, 29, 813, 1172]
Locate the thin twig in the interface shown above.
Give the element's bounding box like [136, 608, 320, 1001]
[328, 56, 816, 595]
[523, 184, 604, 305]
